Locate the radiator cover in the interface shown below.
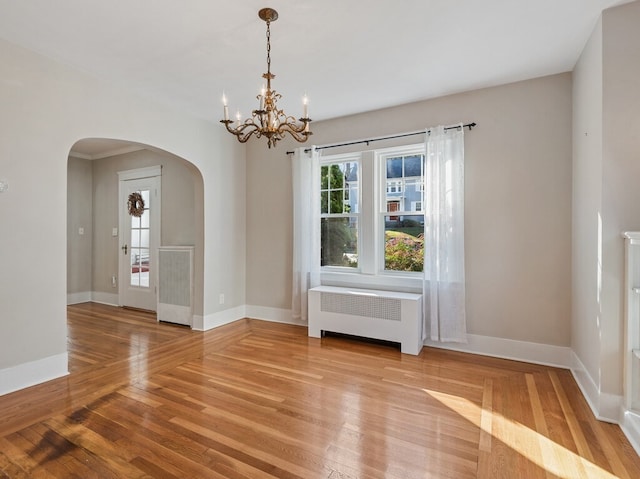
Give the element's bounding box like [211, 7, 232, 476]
[308, 286, 423, 355]
[157, 246, 194, 326]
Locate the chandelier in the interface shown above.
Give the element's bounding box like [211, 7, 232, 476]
[220, 8, 312, 148]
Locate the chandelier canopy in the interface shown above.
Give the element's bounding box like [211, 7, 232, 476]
[221, 8, 312, 149]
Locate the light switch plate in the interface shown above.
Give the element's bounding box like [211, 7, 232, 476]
[112, 227, 118, 237]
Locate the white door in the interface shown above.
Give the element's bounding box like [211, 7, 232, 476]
[118, 171, 161, 311]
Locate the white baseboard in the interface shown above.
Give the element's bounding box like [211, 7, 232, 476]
[0, 353, 68, 397]
[89, 291, 119, 306]
[245, 305, 307, 327]
[621, 409, 640, 457]
[569, 351, 622, 423]
[67, 291, 92, 305]
[66, 291, 119, 306]
[192, 305, 246, 331]
[248, 309, 575, 368]
[424, 333, 573, 369]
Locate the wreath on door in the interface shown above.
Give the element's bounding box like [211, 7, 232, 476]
[127, 192, 145, 217]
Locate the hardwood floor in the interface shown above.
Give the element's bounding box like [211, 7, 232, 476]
[1, 302, 639, 478]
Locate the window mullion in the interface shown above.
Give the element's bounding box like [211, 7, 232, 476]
[359, 151, 376, 275]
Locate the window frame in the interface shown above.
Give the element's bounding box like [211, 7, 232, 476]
[319, 143, 425, 291]
[319, 153, 361, 272]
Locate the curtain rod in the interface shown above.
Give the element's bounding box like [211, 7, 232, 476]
[286, 122, 476, 155]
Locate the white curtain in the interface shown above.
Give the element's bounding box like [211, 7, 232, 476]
[423, 125, 467, 342]
[291, 146, 321, 321]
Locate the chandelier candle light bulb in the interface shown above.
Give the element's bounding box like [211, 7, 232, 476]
[219, 7, 312, 148]
[222, 93, 229, 121]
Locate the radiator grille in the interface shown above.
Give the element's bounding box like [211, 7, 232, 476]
[158, 250, 191, 307]
[320, 292, 401, 321]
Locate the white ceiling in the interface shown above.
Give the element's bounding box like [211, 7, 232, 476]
[0, 0, 629, 148]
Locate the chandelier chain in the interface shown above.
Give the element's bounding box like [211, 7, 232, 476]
[266, 18, 271, 80]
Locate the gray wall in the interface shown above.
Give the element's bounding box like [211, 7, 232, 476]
[67, 148, 205, 316]
[247, 73, 573, 347]
[67, 156, 93, 294]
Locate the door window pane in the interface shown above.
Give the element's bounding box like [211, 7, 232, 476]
[140, 209, 150, 228]
[130, 189, 151, 288]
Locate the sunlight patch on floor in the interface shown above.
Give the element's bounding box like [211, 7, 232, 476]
[423, 388, 618, 479]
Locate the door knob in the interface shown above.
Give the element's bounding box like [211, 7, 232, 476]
[121, 244, 128, 255]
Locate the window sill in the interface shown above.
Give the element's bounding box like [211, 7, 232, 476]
[320, 270, 423, 294]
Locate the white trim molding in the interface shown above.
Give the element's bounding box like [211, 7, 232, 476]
[424, 334, 573, 369]
[569, 351, 640, 455]
[621, 409, 640, 457]
[192, 305, 246, 331]
[245, 305, 307, 327]
[570, 351, 622, 423]
[67, 292, 118, 306]
[117, 165, 162, 181]
[91, 292, 119, 307]
[69, 145, 145, 161]
[0, 353, 68, 397]
[67, 291, 92, 305]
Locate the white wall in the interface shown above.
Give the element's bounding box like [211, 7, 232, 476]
[601, 0, 640, 395]
[0, 37, 246, 390]
[246, 73, 573, 347]
[572, 17, 604, 401]
[572, 0, 640, 417]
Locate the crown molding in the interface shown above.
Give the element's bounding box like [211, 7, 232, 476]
[69, 145, 145, 160]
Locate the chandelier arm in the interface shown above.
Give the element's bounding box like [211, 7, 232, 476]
[278, 119, 310, 135]
[287, 130, 312, 143]
[278, 124, 306, 135]
[278, 123, 312, 142]
[221, 120, 259, 143]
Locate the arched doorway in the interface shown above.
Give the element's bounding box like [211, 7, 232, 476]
[66, 138, 205, 321]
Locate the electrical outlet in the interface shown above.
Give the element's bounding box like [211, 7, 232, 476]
[219, 293, 225, 305]
[111, 275, 117, 288]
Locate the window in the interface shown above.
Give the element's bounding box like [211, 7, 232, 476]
[320, 160, 359, 267]
[382, 152, 425, 272]
[319, 145, 425, 277]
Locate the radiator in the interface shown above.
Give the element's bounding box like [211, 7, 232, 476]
[157, 246, 194, 326]
[308, 285, 423, 355]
